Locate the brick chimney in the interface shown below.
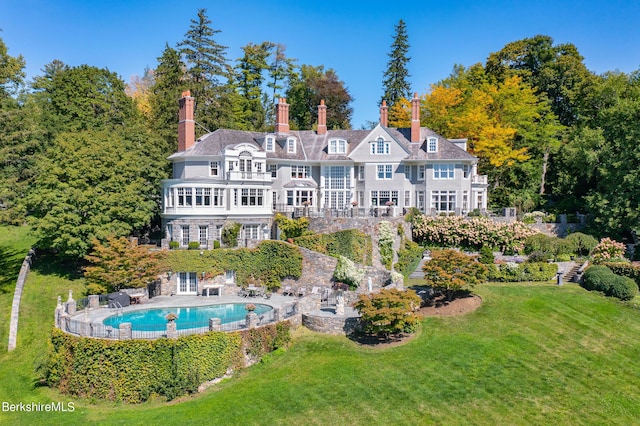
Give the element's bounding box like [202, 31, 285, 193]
[380, 100, 388, 127]
[274, 98, 290, 134]
[411, 92, 421, 143]
[178, 90, 195, 151]
[317, 99, 327, 135]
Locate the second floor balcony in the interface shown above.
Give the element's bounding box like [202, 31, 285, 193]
[226, 170, 272, 182]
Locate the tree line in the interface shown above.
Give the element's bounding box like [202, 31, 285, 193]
[0, 10, 638, 260]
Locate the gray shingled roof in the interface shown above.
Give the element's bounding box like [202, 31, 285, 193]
[169, 126, 476, 162]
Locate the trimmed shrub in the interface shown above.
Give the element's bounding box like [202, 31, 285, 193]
[378, 221, 394, 270]
[213, 240, 221, 249]
[602, 262, 640, 290]
[564, 232, 598, 256]
[582, 265, 638, 301]
[169, 240, 179, 249]
[489, 262, 558, 282]
[187, 241, 200, 250]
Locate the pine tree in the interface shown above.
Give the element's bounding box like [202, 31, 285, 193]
[178, 8, 233, 131]
[381, 19, 412, 108]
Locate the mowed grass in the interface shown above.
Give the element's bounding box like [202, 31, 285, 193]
[1, 225, 640, 425]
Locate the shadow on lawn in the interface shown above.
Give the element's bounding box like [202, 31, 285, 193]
[0, 245, 26, 294]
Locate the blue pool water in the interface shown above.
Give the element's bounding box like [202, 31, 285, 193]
[103, 303, 272, 331]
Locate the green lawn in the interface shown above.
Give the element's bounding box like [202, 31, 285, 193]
[1, 225, 640, 425]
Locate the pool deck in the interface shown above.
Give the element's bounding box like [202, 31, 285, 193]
[77, 293, 300, 323]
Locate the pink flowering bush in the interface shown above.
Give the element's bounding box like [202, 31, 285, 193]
[590, 238, 627, 264]
[412, 215, 538, 252]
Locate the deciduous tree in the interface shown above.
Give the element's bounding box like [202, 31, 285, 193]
[422, 249, 488, 301]
[354, 288, 422, 338]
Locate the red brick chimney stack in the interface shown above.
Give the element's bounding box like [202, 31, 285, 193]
[274, 98, 290, 134]
[178, 90, 195, 152]
[411, 92, 421, 143]
[380, 100, 388, 127]
[317, 99, 327, 135]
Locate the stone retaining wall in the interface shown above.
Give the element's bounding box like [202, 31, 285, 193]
[8, 249, 35, 351]
[302, 312, 361, 335]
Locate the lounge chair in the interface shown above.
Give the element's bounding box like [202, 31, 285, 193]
[282, 285, 294, 296]
[297, 287, 306, 297]
[310, 286, 321, 295]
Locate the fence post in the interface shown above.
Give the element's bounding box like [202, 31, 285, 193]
[166, 321, 178, 338]
[246, 312, 258, 329]
[88, 295, 99, 309]
[119, 323, 132, 340]
[209, 318, 221, 331]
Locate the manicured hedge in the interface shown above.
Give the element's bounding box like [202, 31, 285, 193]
[46, 321, 292, 403]
[582, 265, 638, 301]
[395, 240, 423, 278]
[293, 229, 372, 265]
[488, 262, 558, 282]
[601, 262, 640, 290]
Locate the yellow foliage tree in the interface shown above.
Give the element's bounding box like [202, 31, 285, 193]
[387, 97, 411, 128]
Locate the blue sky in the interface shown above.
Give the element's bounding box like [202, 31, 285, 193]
[1, 0, 639, 128]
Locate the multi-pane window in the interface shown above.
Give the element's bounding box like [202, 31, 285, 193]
[244, 225, 260, 240]
[287, 190, 314, 206]
[181, 225, 190, 246]
[178, 272, 197, 294]
[210, 161, 219, 176]
[358, 165, 365, 181]
[418, 165, 425, 180]
[370, 137, 390, 155]
[195, 188, 204, 206]
[240, 189, 264, 206]
[265, 137, 274, 152]
[329, 139, 347, 154]
[417, 191, 425, 210]
[431, 191, 456, 212]
[177, 188, 193, 206]
[268, 164, 277, 178]
[256, 162, 263, 173]
[434, 164, 454, 179]
[404, 190, 411, 207]
[212, 188, 223, 206]
[199, 225, 208, 247]
[371, 190, 398, 206]
[291, 165, 310, 179]
[405, 165, 412, 181]
[463, 164, 470, 178]
[287, 138, 296, 153]
[427, 137, 438, 153]
[377, 164, 393, 179]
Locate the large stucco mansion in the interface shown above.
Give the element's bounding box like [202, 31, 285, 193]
[161, 91, 488, 249]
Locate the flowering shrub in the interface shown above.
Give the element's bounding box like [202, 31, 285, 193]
[333, 255, 365, 289]
[412, 215, 538, 252]
[590, 238, 626, 264]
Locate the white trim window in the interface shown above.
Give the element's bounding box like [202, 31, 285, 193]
[434, 164, 454, 179]
[199, 225, 208, 247]
[265, 136, 275, 152]
[405, 165, 412, 181]
[287, 190, 314, 206]
[371, 190, 398, 206]
[358, 165, 365, 181]
[370, 137, 390, 155]
[377, 164, 393, 180]
[329, 138, 347, 154]
[181, 225, 190, 247]
[287, 138, 296, 153]
[404, 190, 411, 207]
[291, 165, 310, 179]
[241, 188, 264, 206]
[418, 165, 425, 181]
[210, 161, 219, 176]
[431, 191, 456, 212]
[427, 137, 438, 153]
[463, 164, 470, 178]
[268, 164, 278, 178]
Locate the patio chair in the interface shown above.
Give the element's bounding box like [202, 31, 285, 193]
[237, 287, 248, 298]
[297, 287, 306, 297]
[310, 286, 321, 296]
[282, 285, 294, 296]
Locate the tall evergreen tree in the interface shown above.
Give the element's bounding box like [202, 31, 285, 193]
[266, 43, 297, 125]
[149, 44, 188, 153]
[235, 41, 274, 131]
[178, 8, 233, 131]
[381, 19, 412, 108]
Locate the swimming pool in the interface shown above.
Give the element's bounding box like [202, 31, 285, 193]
[103, 303, 273, 331]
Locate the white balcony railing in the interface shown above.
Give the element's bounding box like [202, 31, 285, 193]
[472, 175, 488, 185]
[225, 171, 271, 182]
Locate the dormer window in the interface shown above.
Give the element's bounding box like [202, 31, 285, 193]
[329, 138, 347, 154]
[370, 137, 390, 155]
[427, 137, 438, 153]
[209, 161, 219, 176]
[265, 136, 275, 152]
[287, 138, 296, 153]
